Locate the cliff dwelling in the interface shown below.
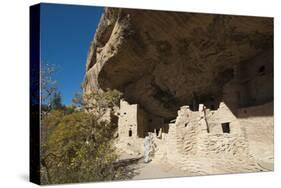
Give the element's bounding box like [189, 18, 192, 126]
[84, 7, 273, 176]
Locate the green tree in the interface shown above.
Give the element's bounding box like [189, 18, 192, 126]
[72, 89, 85, 108]
[50, 92, 63, 110]
[40, 88, 127, 184]
[41, 111, 123, 184]
[63, 105, 76, 115]
[84, 89, 122, 119]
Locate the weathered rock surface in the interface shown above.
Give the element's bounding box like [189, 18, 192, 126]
[84, 8, 273, 120]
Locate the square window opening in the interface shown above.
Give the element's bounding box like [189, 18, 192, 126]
[221, 122, 230, 133]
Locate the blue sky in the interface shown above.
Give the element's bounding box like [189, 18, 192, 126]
[41, 3, 103, 105]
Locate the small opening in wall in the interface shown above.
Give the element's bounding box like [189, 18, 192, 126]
[258, 65, 265, 76]
[156, 129, 160, 136]
[221, 122, 230, 133]
[129, 129, 132, 137]
[185, 123, 188, 127]
[124, 112, 127, 115]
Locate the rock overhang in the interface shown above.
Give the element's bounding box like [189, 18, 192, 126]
[84, 7, 273, 120]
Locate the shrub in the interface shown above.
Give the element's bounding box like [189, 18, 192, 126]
[40, 111, 121, 184]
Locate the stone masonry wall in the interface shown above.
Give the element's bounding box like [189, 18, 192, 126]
[153, 103, 255, 173]
[237, 102, 273, 163]
[118, 99, 138, 140]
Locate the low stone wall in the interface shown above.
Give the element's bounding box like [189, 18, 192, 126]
[197, 133, 248, 157]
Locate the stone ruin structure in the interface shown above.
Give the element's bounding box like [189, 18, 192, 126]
[83, 7, 273, 174]
[116, 84, 273, 174]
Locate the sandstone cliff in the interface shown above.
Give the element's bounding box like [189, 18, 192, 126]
[84, 8, 273, 120]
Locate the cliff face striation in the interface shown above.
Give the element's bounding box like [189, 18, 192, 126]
[84, 8, 273, 120]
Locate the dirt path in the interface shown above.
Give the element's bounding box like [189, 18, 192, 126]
[131, 160, 186, 180]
